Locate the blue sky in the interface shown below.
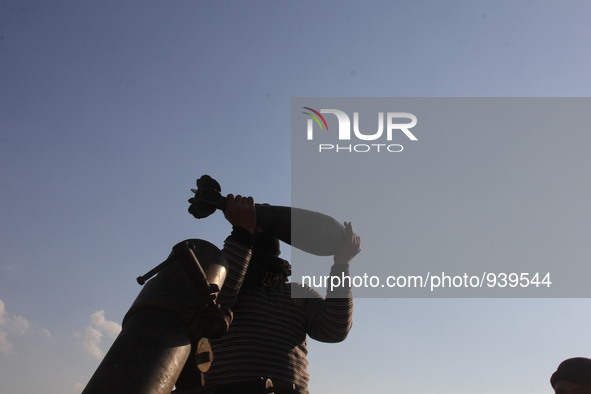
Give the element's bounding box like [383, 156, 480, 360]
[1, 1, 591, 393]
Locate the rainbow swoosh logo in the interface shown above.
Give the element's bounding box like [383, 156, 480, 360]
[302, 107, 328, 130]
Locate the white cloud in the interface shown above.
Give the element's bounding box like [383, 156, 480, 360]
[0, 299, 6, 324]
[80, 326, 103, 360]
[0, 299, 32, 336]
[8, 314, 31, 336]
[90, 310, 121, 340]
[77, 310, 122, 360]
[0, 330, 13, 355]
[37, 327, 52, 339]
[0, 299, 51, 355]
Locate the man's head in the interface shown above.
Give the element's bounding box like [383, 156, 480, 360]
[253, 231, 281, 258]
[551, 357, 591, 394]
[243, 232, 291, 288]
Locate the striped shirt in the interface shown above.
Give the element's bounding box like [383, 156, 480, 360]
[205, 232, 353, 393]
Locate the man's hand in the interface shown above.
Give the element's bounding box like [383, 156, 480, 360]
[224, 194, 256, 234]
[333, 222, 361, 265]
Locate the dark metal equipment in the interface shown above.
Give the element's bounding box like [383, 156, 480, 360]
[82, 239, 230, 394]
[188, 174, 346, 256]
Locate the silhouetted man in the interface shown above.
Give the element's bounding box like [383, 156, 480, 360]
[551, 357, 591, 394]
[203, 194, 361, 394]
